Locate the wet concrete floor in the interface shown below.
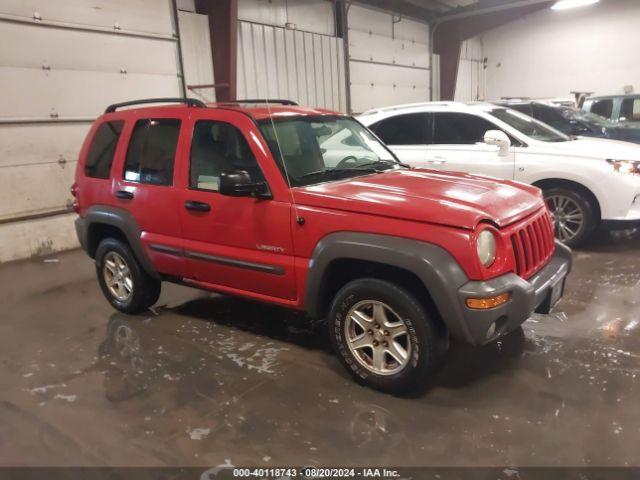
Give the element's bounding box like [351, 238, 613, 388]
[1, 230, 639, 467]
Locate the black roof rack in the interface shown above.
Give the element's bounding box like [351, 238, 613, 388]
[105, 97, 206, 114]
[221, 99, 299, 106]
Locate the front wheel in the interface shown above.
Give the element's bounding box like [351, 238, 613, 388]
[328, 278, 441, 395]
[543, 187, 596, 248]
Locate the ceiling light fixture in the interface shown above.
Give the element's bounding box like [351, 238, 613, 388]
[552, 0, 600, 10]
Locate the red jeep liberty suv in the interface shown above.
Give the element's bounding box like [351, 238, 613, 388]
[73, 98, 571, 393]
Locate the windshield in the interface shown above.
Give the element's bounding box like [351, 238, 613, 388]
[561, 108, 619, 128]
[259, 116, 400, 187]
[490, 108, 571, 142]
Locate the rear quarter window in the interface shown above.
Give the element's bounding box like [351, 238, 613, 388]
[123, 119, 181, 186]
[84, 121, 124, 179]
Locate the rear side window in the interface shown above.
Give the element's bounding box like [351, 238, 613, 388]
[432, 112, 498, 144]
[590, 99, 614, 119]
[620, 98, 640, 122]
[124, 119, 181, 186]
[84, 121, 123, 179]
[369, 113, 431, 145]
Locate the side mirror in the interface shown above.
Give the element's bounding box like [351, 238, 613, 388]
[484, 130, 511, 157]
[219, 171, 271, 199]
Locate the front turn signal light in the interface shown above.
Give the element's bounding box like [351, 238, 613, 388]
[466, 292, 510, 310]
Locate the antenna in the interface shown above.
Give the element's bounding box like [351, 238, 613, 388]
[263, 97, 304, 226]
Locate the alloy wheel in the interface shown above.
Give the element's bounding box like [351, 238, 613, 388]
[103, 252, 133, 302]
[546, 194, 585, 243]
[344, 300, 411, 376]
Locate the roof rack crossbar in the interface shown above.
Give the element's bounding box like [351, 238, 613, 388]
[105, 97, 206, 114]
[224, 99, 299, 106]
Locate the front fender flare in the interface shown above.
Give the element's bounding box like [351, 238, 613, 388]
[304, 232, 473, 341]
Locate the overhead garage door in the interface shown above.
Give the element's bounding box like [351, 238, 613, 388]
[348, 4, 431, 113]
[0, 0, 184, 262]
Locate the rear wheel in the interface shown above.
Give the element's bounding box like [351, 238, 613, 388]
[328, 278, 441, 395]
[95, 238, 161, 314]
[543, 186, 596, 248]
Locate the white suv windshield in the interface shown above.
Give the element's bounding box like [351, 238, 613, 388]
[490, 108, 571, 142]
[259, 116, 400, 187]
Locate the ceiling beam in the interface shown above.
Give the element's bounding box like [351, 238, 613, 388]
[434, 0, 555, 21]
[343, 0, 438, 21]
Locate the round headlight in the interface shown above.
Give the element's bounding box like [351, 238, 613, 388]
[477, 230, 497, 267]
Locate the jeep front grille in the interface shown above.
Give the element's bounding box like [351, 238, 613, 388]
[510, 211, 556, 279]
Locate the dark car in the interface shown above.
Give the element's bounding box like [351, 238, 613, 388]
[495, 100, 640, 144]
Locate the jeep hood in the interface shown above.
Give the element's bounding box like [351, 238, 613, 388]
[293, 169, 544, 229]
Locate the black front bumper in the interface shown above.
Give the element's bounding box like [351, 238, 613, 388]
[455, 241, 572, 346]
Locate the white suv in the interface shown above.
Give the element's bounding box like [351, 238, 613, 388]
[359, 102, 640, 247]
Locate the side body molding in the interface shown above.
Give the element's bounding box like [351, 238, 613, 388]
[75, 205, 160, 279]
[304, 232, 473, 340]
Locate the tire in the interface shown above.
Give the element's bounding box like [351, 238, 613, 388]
[328, 278, 441, 395]
[543, 186, 596, 248]
[95, 238, 161, 314]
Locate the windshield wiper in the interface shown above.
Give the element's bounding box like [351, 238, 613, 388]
[339, 160, 410, 170]
[297, 167, 379, 182]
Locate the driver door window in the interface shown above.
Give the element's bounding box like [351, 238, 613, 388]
[432, 112, 497, 144]
[189, 120, 264, 191]
[428, 112, 515, 179]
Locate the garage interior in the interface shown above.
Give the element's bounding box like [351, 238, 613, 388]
[1, 0, 640, 473]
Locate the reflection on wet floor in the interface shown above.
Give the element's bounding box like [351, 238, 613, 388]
[1, 229, 639, 467]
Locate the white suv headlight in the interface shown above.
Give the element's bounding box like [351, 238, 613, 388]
[477, 230, 497, 267]
[607, 159, 640, 175]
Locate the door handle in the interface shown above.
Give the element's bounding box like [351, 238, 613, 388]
[115, 190, 134, 200]
[427, 157, 447, 164]
[184, 200, 211, 212]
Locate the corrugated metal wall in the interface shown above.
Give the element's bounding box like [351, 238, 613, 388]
[236, 0, 346, 111]
[238, 0, 335, 37]
[454, 38, 485, 102]
[348, 4, 430, 113]
[236, 21, 346, 111]
[179, 10, 216, 102]
[0, 0, 191, 262]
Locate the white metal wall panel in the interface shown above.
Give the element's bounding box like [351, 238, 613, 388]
[237, 21, 346, 111]
[0, 123, 87, 220]
[0, 22, 177, 75]
[454, 38, 485, 102]
[350, 62, 429, 113]
[432, 54, 441, 101]
[349, 29, 429, 69]
[0, 66, 181, 122]
[0, 213, 78, 263]
[238, 0, 335, 36]
[0, 0, 182, 261]
[179, 11, 215, 102]
[348, 4, 430, 113]
[0, 0, 174, 37]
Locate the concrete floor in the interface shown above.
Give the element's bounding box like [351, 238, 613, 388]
[1, 231, 639, 468]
